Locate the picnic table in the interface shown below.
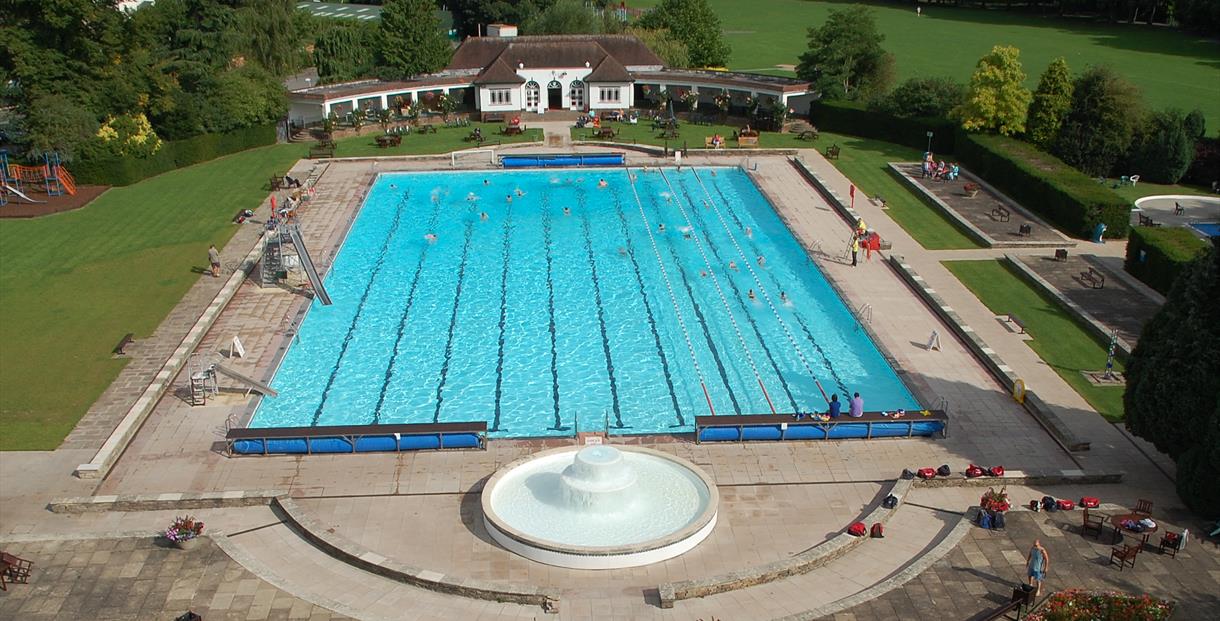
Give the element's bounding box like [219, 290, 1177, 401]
[1110, 513, 1158, 550]
[659, 128, 679, 140]
[501, 125, 525, 136]
[375, 135, 402, 148]
[593, 127, 617, 139]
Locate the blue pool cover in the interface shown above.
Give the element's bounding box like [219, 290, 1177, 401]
[502, 153, 625, 168]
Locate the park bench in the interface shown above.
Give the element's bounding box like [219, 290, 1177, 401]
[482, 112, 505, 123]
[308, 144, 334, 159]
[825, 144, 841, 159]
[1018, 223, 1033, 237]
[1081, 266, 1105, 289]
[1054, 248, 1069, 262]
[375, 134, 402, 148]
[991, 206, 1011, 222]
[659, 128, 679, 140]
[1006, 314, 1027, 334]
[592, 127, 616, 139]
[113, 332, 135, 356]
[737, 134, 759, 147]
[268, 174, 285, 190]
[1137, 213, 1161, 227]
[704, 136, 726, 149]
[797, 130, 818, 141]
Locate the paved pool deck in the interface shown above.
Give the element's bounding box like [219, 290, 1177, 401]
[1, 134, 1209, 619]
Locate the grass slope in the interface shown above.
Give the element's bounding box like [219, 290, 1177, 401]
[944, 259, 1125, 421]
[0, 144, 307, 450]
[632, 0, 1220, 128]
[332, 123, 542, 157]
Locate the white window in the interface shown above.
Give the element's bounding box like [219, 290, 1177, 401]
[489, 89, 512, 105]
[569, 80, 585, 109]
[525, 82, 540, 109]
[598, 87, 621, 103]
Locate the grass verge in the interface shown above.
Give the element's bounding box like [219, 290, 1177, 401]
[331, 124, 542, 157]
[944, 259, 1125, 422]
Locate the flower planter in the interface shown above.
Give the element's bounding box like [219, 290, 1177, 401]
[173, 537, 202, 551]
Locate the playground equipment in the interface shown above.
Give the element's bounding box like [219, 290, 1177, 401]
[0, 150, 77, 200]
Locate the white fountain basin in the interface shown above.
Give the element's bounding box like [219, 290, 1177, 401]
[481, 445, 719, 569]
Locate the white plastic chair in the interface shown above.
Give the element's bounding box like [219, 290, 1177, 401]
[1129, 174, 1140, 186]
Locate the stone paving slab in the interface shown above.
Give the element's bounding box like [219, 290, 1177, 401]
[0, 536, 349, 620]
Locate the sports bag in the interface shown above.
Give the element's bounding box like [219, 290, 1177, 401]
[988, 465, 1005, 477]
[848, 522, 867, 537]
[978, 511, 992, 529]
[1042, 496, 1058, 512]
[991, 510, 1006, 529]
[1029, 500, 1041, 512]
[965, 464, 985, 478]
[917, 467, 936, 479]
[936, 464, 952, 477]
[1080, 496, 1100, 508]
[1057, 499, 1075, 511]
[870, 523, 885, 538]
[882, 494, 898, 509]
[901, 468, 915, 480]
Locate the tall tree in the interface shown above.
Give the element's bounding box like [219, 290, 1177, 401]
[953, 45, 1031, 136]
[1126, 109, 1195, 184]
[795, 6, 894, 102]
[239, 0, 304, 76]
[1053, 65, 1144, 176]
[522, 0, 599, 34]
[627, 27, 689, 68]
[638, 0, 730, 68]
[1124, 247, 1220, 516]
[871, 77, 964, 119]
[1025, 57, 1073, 149]
[314, 21, 379, 84]
[378, 0, 452, 79]
[451, 0, 551, 37]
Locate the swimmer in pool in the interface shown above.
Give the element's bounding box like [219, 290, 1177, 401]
[757, 255, 766, 267]
[748, 289, 756, 301]
[483, 179, 489, 185]
[563, 207, 571, 216]
[745, 226, 753, 238]
[424, 233, 437, 243]
[480, 212, 489, 221]
[598, 179, 607, 188]
[729, 261, 738, 271]
[618, 247, 627, 256]
[515, 188, 524, 197]
[658, 223, 666, 233]
[679, 225, 693, 239]
[710, 170, 717, 177]
[780, 291, 789, 303]
[506, 194, 512, 203]
[700, 270, 708, 278]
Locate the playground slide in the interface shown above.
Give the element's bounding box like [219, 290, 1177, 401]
[286, 225, 333, 306]
[213, 364, 279, 397]
[3, 184, 45, 204]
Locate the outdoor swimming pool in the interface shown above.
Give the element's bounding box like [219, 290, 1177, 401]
[250, 167, 919, 437]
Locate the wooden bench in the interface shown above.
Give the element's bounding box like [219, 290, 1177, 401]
[1054, 248, 1069, 262]
[502, 125, 525, 136]
[975, 586, 1036, 621]
[375, 134, 402, 148]
[659, 128, 679, 140]
[1137, 213, 1161, 227]
[991, 205, 1011, 222]
[1081, 266, 1105, 289]
[825, 144, 841, 159]
[592, 127, 616, 139]
[737, 134, 759, 147]
[1006, 314, 1027, 334]
[113, 332, 135, 356]
[798, 130, 818, 141]
[482, 112, 505, 123]
[308, 144, 334, 159]
[704, 136, 726, 149]
[1018, 223, 1033, 236]
[268, 175, 285, 190]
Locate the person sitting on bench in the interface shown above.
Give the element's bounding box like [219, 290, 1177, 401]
[284, 174, 302, 188]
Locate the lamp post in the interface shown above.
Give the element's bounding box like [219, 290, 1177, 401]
[926, 131, 934, 153]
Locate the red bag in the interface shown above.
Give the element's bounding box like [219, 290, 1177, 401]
[988, 465, 1005, 477]
[1029, 500, 1041, 512]
[917, 467, 936, 479]
[1057, 499, 1075, 511]
[1080, 496, 1100, 508]
[870, 523, 885, 538]
[965, 464, 985, 478]
[848, 522, 867, 537]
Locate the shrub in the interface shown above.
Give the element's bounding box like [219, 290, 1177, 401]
[1124, 109, 1194, 184]
[73, 124, 277, 186]
[955, 131, 1131, 238]
[870, 77, 965, 120]
[809, 100, 957, 154]
[1027, 589, 1173, 621]
[1123, 226, 1210, 295]
[1182, 136, 1220, 187]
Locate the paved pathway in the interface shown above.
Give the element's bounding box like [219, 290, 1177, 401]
[0, 535, 347, 620]
[1017, 253, 1163, 346]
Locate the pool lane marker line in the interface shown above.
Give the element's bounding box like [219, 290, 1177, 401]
[541, 195, 563, 431]
[490, 200, 513, 432]
[370, 197, 444, 424]
[576, 192, 623, 428]
[609, 187, 685, 427]
[690, 168, 832, 405]
[657, 168, 775, 414]
[626, 168, 717, 418]
[310, 191, 410, 426]
[432, 221, 475, 423]
[668, 174, 802, 414]
[705, 175, 851, 398]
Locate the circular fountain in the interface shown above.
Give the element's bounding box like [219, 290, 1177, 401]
[481, 445, 719, 569]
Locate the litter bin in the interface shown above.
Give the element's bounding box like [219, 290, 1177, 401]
[1092, 223, 1107, 243]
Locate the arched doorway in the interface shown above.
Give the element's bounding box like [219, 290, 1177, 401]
[525, 81, 541, 111]
[569, 80, 586, 111]
[547, 80, 563, 110]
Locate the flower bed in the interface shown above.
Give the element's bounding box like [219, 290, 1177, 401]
[1027, 589, 1173, 621]
[164, 515, 205, 543]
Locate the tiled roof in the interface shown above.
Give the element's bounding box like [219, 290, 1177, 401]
[473, 58, 527, 85]
[584, 55, 633, 83]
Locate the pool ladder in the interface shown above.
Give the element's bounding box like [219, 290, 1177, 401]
[857, 302, 873, 325]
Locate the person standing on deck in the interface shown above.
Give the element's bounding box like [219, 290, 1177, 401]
[208, 245, 221, 278]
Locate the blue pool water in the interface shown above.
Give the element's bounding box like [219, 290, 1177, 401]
[1190, 222, 1220, 238]
[251, 167, 919, 437]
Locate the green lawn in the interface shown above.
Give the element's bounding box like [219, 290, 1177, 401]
[817, 131, 981, 250]
[1106, 179, 1214, 203]
[631, 0, 1220, 128]
[944, 259, 1126, 422]
[332, 123, 542, 157]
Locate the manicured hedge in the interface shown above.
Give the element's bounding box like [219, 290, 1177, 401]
[954, 132, 1132, 238]
[72, 124, 278, 186]
[808, 101, 957, 154]
[1123, 226, 1211, 295]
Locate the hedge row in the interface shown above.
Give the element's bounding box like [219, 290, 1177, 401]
[808, 101, 957, 154]
[1123, 226, 1211, 295]
[953, 132, 1132, 238]
[72, 124, 278, 186]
